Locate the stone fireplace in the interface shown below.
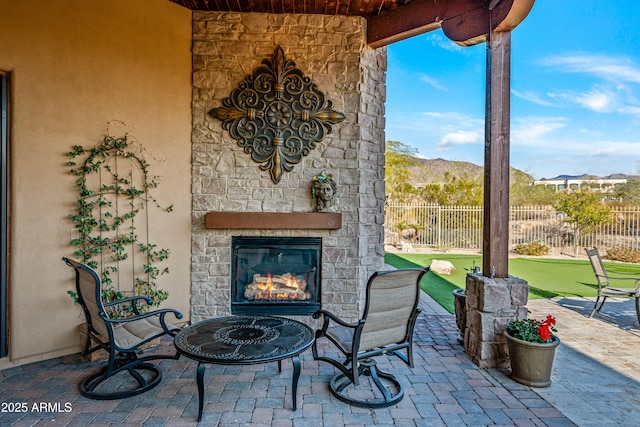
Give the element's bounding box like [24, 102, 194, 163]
[189, 12, 387, 323]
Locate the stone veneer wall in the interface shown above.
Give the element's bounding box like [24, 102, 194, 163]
[464, 274, 530, 368]
[189, 12, 387, 322]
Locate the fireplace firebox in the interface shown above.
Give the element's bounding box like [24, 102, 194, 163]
[231, 236, 321, 315]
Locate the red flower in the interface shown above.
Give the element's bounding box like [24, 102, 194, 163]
[507, 314, 557, 343]
[537, 324, 551, 341]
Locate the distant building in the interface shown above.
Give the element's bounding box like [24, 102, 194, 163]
[533, 176, 627, 192]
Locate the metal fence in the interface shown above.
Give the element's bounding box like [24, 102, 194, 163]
[385, 203, 640, 254]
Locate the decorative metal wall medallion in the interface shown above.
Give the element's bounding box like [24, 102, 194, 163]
[209, 46, 346, 184]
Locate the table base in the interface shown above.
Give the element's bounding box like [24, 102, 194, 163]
[196, 356, 302, 422]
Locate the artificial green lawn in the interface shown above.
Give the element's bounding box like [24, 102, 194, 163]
[384, 252, 640, 314]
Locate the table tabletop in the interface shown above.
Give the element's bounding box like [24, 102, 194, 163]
[174, 315, 315, 364]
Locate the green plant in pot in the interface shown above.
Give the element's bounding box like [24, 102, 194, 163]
[66, 122, 172, 317]
[505, 314, 559, 387]
[453, 262, 481, 344]
[452, 288, 466, 343]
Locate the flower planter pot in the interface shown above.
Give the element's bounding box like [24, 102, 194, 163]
[452, 288, 466, 343]
[505, 331, 560, 387]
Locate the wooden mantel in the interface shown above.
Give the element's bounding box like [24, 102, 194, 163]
[205, 212, 342, 230]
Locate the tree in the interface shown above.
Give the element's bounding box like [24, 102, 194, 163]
[396, 220, 409, 238]
[510, 170, 557, 206]
[408, 223, 425, 243]
[613, 178, 640, 204]
[510, 183, 558, 206]
[419, 172, 483, 205]
[554, 190, 612, 255]
[385, 140, 419, 201]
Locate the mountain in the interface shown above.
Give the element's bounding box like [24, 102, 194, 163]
[407, 159, 639, 186]
[541, 173, 638, 181]
[407, 157, 533, 186]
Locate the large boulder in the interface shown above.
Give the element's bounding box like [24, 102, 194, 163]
[430, 259, 456, 275]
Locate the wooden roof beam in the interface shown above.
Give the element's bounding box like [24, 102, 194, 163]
[367, 0, 535, 48]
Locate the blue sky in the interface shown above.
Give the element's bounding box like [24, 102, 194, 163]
[385, 0, 640, 180]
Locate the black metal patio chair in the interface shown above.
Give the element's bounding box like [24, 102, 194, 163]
[312, 267, 430, 408]
[585, 247, 640, 322]
[62, 257, 183, 400]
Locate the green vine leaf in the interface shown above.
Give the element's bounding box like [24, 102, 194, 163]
[66, 122, 172, 313]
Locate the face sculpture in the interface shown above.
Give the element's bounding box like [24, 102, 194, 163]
[313, 179, 337, 212]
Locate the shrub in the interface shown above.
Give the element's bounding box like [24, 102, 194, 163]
[606, 247, 640, 263]
[513, 241, 550, 256]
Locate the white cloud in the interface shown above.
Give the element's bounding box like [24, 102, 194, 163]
[512, 89, 557, 107]
[386, 110, 484, 158]
[511, 138, 640, 179]
[575, 88, 616, 112]
[424, 33, 464, 52]
[510, 113, 640, 176]
[424, 111, 463, 119]
[519, 84, 640, 116]
[588, 141, 640, 156]
[511, 117, 567, 145]
[621, 105, 640, 115]
[422, 111, 483, 128]
[436, 130, 481, 150]
[418, 74, 448, 91]
[518, 53, 640, 117]
[540, 54, 640, 83]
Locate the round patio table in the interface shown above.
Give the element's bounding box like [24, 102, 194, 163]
[174, 315, 315, 422]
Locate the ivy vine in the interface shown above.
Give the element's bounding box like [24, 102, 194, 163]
[66, 123, 173, 313]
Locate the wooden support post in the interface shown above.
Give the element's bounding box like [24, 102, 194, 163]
[482, 29, 511, 278]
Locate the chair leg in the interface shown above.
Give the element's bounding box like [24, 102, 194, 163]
[351, 358, 359, 386]
[367, 363, 394, 402]
[596, 296, 608, 313]
[589, 295, 603, 317]
[79, 352, 178, 400]
[392, 345, 413, 368]
[80, 362, 162, 400]
[406, 344, 414, 368]
[328, 358, 404, 409]
[635, 297, 640, 326]
[313, 337, 359, 386]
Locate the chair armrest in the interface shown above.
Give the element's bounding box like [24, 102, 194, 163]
[313, 309, 366, 357]
[607, 275, 639, 280]
[607, 275, 640, 288]
[608, 271, 639, 276]
[104, 295, 154, 316]
[312, 309, 360, 328]
[312, 309, 364, 345]
[105, 308, 183, 335]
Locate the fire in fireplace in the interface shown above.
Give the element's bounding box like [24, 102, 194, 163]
[231, 236, 322, 315]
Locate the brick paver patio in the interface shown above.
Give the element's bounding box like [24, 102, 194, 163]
[0, 292, 587, 426]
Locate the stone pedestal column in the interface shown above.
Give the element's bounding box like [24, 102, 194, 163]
[464, 273, 529, 369]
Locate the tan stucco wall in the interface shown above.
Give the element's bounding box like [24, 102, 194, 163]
[0, 0, 193, 367]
